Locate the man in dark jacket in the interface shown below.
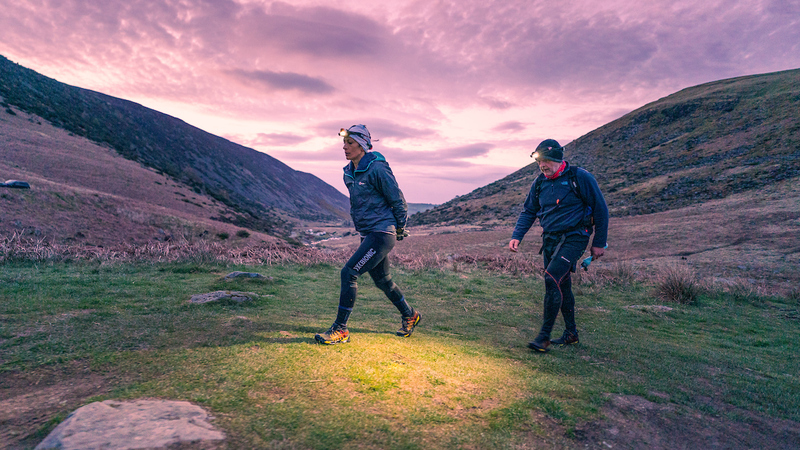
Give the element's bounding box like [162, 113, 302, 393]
[509, 139, 609, 352]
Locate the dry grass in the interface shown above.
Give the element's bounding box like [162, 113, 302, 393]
[4, 226, 799, 304]
[0, 232, 348, 266]
[653, 264, 704, 304]
[572, 260, 640, 290]
[392, 252, 542, 275]
[1, 232, 544, 276]
[715, 277, 776, 303]
[788, 288, 800, 305]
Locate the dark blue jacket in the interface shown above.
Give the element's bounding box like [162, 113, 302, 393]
[512, 162, 608, 249]
[344, 151, 408, 235]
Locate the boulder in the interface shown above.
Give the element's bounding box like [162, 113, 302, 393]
[35, 399, 224, 449]
[625, 305, 674, 312]
[189, 291, 258, 304]
[223, 271, 270, 280]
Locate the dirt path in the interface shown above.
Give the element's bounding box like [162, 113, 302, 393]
[0, 361, 115, 449]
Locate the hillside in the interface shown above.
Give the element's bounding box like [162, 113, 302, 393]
[0, 55, 349, 234]
[410, 68, 800, 225]
[0, 103, 287, 246]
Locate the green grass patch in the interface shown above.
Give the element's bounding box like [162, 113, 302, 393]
[1, 261, 798, 448]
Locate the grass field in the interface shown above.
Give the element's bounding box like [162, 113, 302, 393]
[2, 259, 799, 449]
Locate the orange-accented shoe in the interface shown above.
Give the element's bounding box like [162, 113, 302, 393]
[396, 311, 421, 337]
[315, 324, 350, 345]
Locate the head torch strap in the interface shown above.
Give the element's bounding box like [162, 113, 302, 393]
[339, 128, 367, 139]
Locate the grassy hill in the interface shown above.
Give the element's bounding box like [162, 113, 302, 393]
[1, 103, 285, 246]
[0, 55, 349, 234]
[410, 68, 800, 226]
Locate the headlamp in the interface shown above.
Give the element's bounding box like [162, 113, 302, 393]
[530, 151, 540, 160]
[339, 127, 367, 139]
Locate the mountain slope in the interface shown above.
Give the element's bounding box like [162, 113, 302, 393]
[0, 55, 349, 233]
[1, 104, 282, 246]
[410, 68, 800, 225]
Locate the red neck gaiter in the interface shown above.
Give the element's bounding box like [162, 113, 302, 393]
[545, 161, 567, 180]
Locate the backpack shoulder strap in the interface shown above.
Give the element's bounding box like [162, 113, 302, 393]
[567, 166, 588, 205]
[533, 174, 545, 201]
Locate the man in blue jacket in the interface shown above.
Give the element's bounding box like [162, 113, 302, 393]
[315, 124, 420, 345]
[509, 139, 609, 352]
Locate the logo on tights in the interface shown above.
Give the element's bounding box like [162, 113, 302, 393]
[353, 248, 377, 271]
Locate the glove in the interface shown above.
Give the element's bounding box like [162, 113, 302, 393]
[396, 227, 409, 241]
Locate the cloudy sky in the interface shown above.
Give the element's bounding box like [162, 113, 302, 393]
[2, 0, 798, 203]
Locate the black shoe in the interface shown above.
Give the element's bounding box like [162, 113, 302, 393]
[527, 337, 550, 353]
[551, 331, 579, 345]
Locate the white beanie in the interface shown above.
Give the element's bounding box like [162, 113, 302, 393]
[344, 124, 372, 151]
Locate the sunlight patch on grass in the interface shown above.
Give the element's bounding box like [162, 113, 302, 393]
[96, 334, 562, 448]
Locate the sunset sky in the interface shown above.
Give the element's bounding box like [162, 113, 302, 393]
[2, 0, 799, 203]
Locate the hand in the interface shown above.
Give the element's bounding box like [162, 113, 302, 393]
[509, 239, 520, 253]
[396, 227, 409, 241]
[590, 246, 605, 260]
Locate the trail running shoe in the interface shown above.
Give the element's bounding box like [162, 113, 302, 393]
[396, 311, 421, 337]
[551, 331, 579, 345]
[315, 325, 350, 345]
[527, 336, 551, 353]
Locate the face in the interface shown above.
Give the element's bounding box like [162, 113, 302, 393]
[537, 159, 562, 177]
[343, 137, 365, 161]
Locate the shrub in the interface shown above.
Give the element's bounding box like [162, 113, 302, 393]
[236, 229, 250, 238]
[176, 242, 221, 265]
[726, 278, 764, 303]
[786, 288, 800, 305]
[599, 261, 638, 286]
[576, 260, 638, 288]
[217, 232, 230, 240]
[655, 264, 702, 304]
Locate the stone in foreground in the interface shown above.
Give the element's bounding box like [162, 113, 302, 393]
[189, 290, 257, 304]
[35, 399, 225, 449]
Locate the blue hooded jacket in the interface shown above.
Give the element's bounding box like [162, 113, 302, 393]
[343, 151, 408, 235]
[512, 162, 608, 249]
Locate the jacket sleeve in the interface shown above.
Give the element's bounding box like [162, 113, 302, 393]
[577, 170, 609, 248]
[374, 163, 408, 229]
[511, 180, 540, 241]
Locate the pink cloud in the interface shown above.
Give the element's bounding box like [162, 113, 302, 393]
[224, 69, 335, 94]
